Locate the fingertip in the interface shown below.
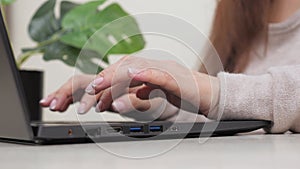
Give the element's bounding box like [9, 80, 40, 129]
[112, 100, 127, 114]
[39, 99, 48, 107]
[85, 84, 95, 94]
[95, 100, 103, 113]
[39, 98, 47, 104]
[39, 95, 54, 106]
[77, 102, 87, 115]
[49, 99, 57, 111]
[91, 77, 104, 88]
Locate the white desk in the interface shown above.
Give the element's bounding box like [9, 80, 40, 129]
[0, 134, 299, 169]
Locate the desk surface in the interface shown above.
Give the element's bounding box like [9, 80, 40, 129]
[0, 134, 299, 169]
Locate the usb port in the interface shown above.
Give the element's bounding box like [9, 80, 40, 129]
[149, 126, 163, 132]
[130, 126, 143, 133]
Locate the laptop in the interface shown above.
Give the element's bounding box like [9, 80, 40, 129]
[0, 10, 272, 145]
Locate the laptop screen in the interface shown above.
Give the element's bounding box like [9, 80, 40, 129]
[0, 10, 33, 140]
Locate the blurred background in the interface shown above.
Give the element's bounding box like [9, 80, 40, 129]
[5, 0, 216, 121]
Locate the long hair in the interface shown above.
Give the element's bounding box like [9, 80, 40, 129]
[208, 0, 272, 73]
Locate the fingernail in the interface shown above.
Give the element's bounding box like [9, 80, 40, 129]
[39, 98, 47, 104]
[85, 84, 94, 94]
[77, 102, 87, 114]
[128, 68, 141, 75]
[95, 100, 103, 112]
[112, 100, 126, 113]
[50, 99, 57, 110]
[92, 77, 104, 88]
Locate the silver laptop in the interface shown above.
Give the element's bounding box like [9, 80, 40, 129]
[0, 10, 271, 144]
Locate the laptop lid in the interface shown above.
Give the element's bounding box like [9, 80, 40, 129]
[0, 9, 33, 140]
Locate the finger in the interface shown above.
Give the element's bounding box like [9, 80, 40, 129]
[77, 93, 101, 114]
[136, 85, 199, 113]
[40, 75, 93, 111]
[135, 85, 156, 99]
[39, 93, 56, 107]
[128, 84, 147, 94]
[57, 97, 74, 112]
[58, 75, 94, 98]
[111, 93, 152, 114]
[48, 92, 69, 112]
[112, 94, 170, 121]
[87, 66, 180, 98]
[96, 83, 128, 112]
[129, 68, 180, 95]
[85, 56, 144, 95]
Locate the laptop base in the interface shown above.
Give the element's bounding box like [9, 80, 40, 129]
[24, 120, 272, 145]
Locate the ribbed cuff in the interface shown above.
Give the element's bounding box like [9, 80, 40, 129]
[212, 72, 273, 123]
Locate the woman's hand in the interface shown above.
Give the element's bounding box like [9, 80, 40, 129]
[39, 73, 180, 120]
[39, 75, 98, 113]
[86, 56, 220, 116]
[40, 56, 219, 117]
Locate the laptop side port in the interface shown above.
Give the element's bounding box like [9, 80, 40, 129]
[106, 127, 122, 134]
[86, 128, 101, 138]
[129, 126, 143, 133]
[149, 126, 163, 132]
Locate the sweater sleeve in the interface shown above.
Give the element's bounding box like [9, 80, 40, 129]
[213, 65, 300, 133]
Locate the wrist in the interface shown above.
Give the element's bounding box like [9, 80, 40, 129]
[193, 71, 220, 117]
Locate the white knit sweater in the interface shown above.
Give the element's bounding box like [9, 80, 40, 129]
[168, 10, 300, 133]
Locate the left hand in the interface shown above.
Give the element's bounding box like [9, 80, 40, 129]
[86, 56, 220, 116]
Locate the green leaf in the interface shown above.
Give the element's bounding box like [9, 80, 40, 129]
[43, 41, 104, 74]
[21, 0, 145, 74]
[76, 49, 104, 74]
[24, 0, 82, 68]
[59, 29, 93, 49]
[61, 0, 106, 29]
[60, 3, 145, 57]
[43, 41, 80, 67]
[0, 0, 15, 5]
[28, 0, 59, 42]
[60, 1, 79, 20]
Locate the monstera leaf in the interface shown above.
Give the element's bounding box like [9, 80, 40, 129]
[28, 0, 59, 42]
[18, 0, 145, 74]
[60, 2, 145, 55]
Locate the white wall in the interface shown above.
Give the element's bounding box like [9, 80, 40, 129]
[7, 0, 216, 121]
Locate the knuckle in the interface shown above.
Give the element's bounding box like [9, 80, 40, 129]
[101, 88, 112, 101]
[98, 69, 106, 77]
[161, 71, 173, 86]
[163, 71, 173, 80]
[145, 69, 154, 77]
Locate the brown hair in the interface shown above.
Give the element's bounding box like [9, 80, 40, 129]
[208, 0, 272, 73]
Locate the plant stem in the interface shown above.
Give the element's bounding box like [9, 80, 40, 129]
[16, 49, 42, 69]
[16, 29, 66, 69]
[36, 30, 64, 48]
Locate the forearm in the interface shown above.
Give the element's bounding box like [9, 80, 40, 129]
[213, 65, 300, 133]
